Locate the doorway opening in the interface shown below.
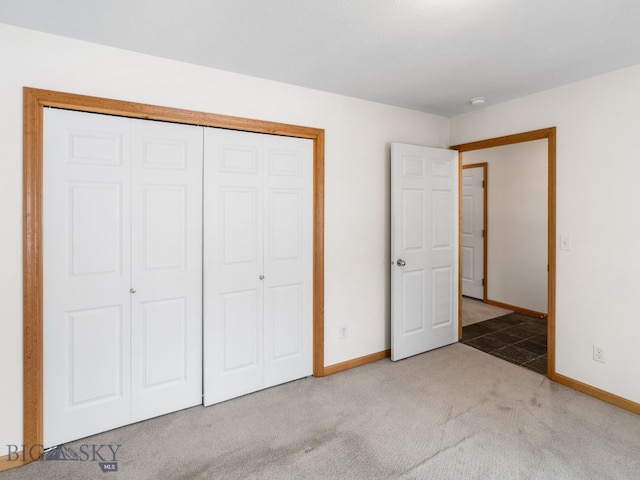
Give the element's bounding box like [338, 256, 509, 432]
[461, 162, 487, 302]
[451, 128, 556, 378]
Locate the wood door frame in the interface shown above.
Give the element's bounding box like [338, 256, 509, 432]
[451, 127, 556, 378]
[22, 87, 326, 461]
[461, 162, 488, 302]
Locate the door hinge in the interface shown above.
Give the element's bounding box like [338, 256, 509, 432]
[482, 229, 485, 238]
[482, 180, 485, 188]
[482, 278, 485, 286]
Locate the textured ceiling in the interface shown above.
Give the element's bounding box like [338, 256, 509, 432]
[2, 0, 640, 116]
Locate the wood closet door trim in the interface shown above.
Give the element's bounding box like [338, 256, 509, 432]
[22, 87, 325, 463]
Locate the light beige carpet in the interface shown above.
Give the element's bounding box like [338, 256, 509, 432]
[461, 296, 513, 326]
[4, 344, 640, 480]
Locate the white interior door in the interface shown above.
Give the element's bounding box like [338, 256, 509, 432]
[462, 166, 485, 300]
[262, 134, 313, 387]
[391, 143, 458, 361]
[129, 118, 203, 421]
[203, 128, 312, 406]
[43, 109, 203, 447]
[203, 128, 265, 404]
[44, 108, 132, 447]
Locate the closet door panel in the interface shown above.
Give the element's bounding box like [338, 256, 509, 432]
[44, 110, 204, 446]
[141, 185, 187, 270]
[203, 129, 312, 405]
[263, 135, 313, 386]
[268, 284, 303, 359]
[138, 298, 187, 386]
[220, 289, 261, 386]
[43, 108, 132, 447]
[130, 119, 203, 420]
[203, 128, 264, 405]
[69, 183, 123, 275]
[67, 306, 125, 404]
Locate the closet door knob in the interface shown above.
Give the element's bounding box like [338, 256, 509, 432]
[130, 287, 137, 294]
[259, 275, 265, 280]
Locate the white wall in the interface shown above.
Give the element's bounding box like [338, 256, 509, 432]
[452, 64, 640, 405]
[463, 141, 548, 313]
[0, 23, 449, 448]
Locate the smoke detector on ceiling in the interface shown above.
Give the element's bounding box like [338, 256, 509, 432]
[470, 96, 487, 106]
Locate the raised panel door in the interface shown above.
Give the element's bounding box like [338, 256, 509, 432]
[130, 118, 203, 420]
[263, 135, 312, 387]
[203, 128, 265, 405]
[43, 108, 132, 447]
[203, 129, 312, 405]
[44, 110, 203, 446]
[462, 166, 485, 299]
[391, 143, 458, 361]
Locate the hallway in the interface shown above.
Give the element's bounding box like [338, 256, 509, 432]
[462, 313, 547, 375]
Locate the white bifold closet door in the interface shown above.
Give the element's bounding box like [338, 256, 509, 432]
[203, 128, 313, 406]
[43, 108, 203, 447]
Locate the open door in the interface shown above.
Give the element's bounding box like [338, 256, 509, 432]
[391, 143, 459, 361]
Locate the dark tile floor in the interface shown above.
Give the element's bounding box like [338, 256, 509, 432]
[461, 312, 548, 375]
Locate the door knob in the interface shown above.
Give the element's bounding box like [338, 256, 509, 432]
[259, 275, 265, 280]
[396, 259, 406, 267]
[130, 287, 137, 294]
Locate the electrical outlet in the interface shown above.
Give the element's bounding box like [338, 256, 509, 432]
[339, 325, 348, 339]
[593, 345, 605, 363]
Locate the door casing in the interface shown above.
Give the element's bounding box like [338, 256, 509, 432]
[22, 87, 325, 462]
[450, 128, 556, 377]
